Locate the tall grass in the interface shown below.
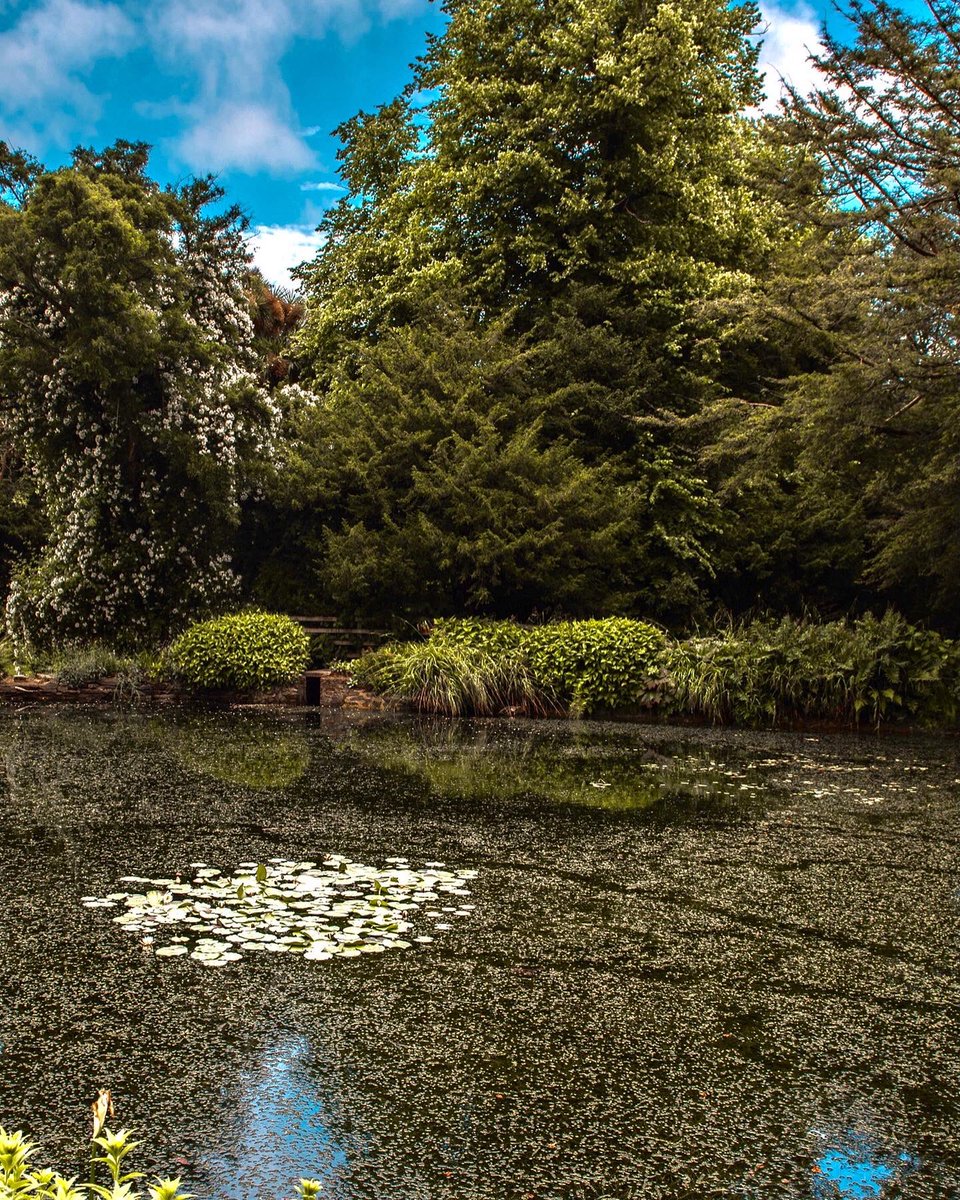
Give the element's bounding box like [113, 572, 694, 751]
[348, 640, 556, 717]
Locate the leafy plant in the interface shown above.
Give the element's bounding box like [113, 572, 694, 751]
[669, 612, 960, 727]
[51, 645, 142, 690]
[168, 611, 310, 691]
[0, 1101, 322, 1200]
[0, 636, 16, 678]
[348, 617, 670, 717]
[524, 619, 670, 718]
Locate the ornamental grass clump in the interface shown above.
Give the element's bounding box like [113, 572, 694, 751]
[52, 644, 143, 689]
[348, 638, 550, 717]
[169, 611, 309, 691]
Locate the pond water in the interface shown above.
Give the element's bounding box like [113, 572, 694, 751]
[0, 708, 957, 1200]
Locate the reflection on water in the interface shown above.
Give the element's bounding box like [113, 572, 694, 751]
[0, 709, 957, 1200]
[332, 718, 773, 818]
[196, 1034, 347, 1200]
[167, 716, 312, 790]
[813, 1128, 919, 1199]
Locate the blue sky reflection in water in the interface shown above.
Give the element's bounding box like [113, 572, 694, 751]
[195, 1033, 348, 1200]
[0, 710, 957, 1200]
[813, 1130, 919, 1199]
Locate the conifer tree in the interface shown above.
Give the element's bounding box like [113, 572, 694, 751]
[710, 0, 960, 627]
[289, 0, 774, 620]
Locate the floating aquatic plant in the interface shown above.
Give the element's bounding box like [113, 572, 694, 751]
[81, 856, 477, 968]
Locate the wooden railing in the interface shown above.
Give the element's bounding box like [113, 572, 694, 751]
[288, 615, 390, 656]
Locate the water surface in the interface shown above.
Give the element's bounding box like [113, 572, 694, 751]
[0, 709, 957, 1200]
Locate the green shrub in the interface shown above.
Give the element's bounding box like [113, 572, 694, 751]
[0, 636, 16, 678]
[525, 618, 670, 717]
[429, 617, 527, 656]
[348, 617, 669, 717]
[349, 612, 960, 727]
[169, 611, 310, 691]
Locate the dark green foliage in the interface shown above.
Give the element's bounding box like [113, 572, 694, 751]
[277, 299, 719, 623]
[286, 0, 776, 623]
[704, 0, 960, 629]
[169, 611, 310, 691]
[670, 612, 960, 727]
[351, 613, 960, 727]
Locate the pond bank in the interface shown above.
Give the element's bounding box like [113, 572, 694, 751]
[1, 670, 955, 734]
[0, 669, 387, 711]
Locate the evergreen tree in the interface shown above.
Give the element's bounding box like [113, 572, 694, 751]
[290, 0, 774, 621]
[276, 298, 718, 620]
[0, 141, 276, 647]
[704, 0, 960, 628]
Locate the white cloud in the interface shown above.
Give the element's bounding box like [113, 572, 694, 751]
[0, 0, 135, 139]
[755, 1, 825, 112]
[148, 0, 431, 174]
[248, 223, 326, 290]
[176, 102, 317, 174]
[300, 180, 346, 192]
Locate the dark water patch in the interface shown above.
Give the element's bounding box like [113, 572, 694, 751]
[0, 708, 957, 1199]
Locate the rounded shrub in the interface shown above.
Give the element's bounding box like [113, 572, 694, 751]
[526, 618, 670, 716]
[169, 611, 310, 691]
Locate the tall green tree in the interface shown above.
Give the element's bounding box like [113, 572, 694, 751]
[291, 0, 774, 621]
[0, 141, 276, 647]
[274, 298, 719, 621]
[711, 0, 960, 627]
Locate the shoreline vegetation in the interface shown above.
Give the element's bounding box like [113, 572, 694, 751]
[4, 610, 957, 734]
[345, 613, 960, 730]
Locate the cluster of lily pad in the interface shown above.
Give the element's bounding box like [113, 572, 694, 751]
[81, 856, 477, 968]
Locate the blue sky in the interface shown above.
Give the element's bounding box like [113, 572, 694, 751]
[0, 0, 883, 285]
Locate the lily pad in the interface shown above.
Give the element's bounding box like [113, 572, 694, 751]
[82, 854, 477, 970]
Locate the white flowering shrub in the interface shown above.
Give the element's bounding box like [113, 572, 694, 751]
[0, 142, 279, 648]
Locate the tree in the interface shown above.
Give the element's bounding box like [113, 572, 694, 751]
[290, 0, 775, 621]
[711, 0, 960, 627]
[0, 141, 277, 647]
[272, 298, 719, 621]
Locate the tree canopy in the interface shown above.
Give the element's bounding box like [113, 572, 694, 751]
[276, 0, 779, 622]
[0, 141, 276, 646]
[1, 0, 958, 642]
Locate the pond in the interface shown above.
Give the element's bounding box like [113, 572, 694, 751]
[0, 707, 957, 1200]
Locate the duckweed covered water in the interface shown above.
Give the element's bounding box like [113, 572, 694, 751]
[0, 708, 957, 1200]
